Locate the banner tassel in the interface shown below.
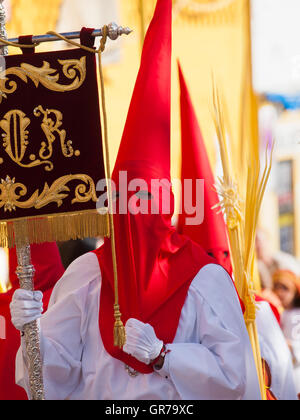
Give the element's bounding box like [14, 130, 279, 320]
[113, 304, 126, 348]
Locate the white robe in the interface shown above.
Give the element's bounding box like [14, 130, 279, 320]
[281, 308, 300, 394]
[256, 301, 298, 400]
[16, 253, 261, 400]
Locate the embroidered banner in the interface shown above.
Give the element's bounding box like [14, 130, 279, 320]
[0, 47, 109, 247]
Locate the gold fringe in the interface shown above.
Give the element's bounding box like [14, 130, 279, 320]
[0, 209, 109, 249]
[113, 304, 126, 348]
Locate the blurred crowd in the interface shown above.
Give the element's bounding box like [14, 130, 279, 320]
[256, 229, 300, 394]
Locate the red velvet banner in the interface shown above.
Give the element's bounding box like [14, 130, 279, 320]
[0, 47, 108, 246]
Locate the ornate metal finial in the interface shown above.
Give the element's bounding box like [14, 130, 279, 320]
[107, 22, 132, 41]
[0, 0, 8, 55]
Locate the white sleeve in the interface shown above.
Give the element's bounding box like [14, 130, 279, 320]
[281, 310, 300, 366]
[256, 301, 298, 401]
[15, 252, 100, 400]
[156, 264, 259, 400]
[292, 342, 300, 366]
[289, 313, 300, 367]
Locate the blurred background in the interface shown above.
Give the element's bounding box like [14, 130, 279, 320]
[0, 0, 300, 286]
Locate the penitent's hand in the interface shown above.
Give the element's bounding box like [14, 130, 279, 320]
[10, 289, 43, 332]
[123, 318, 163, 365]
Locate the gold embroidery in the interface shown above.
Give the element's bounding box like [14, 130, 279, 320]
[0, 110, 53, 171]
[34, 105, 80, 160]
[0, 107, 80, 171]
[0, 174, 97, 212]
[0, 57, 86, 103]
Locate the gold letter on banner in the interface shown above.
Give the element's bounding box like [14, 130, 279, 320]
[34, 105, 80, 160]
[0, 107, 80, 171]
[0, 110, 53, 171]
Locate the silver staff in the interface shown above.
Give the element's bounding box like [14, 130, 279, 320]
[14, 232, 45, 401]
[0, 22, 132, 46]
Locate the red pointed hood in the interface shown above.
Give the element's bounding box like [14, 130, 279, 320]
[177, 63, 232, 274]
[112, 0, 171, 182]
[95, 0, 215, 374]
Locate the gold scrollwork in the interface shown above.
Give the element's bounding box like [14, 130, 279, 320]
[0, 56, 87, 103]
[0, 175, 97, 212]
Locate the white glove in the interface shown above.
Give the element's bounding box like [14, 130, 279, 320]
[123, 318, 163, 365]
[10, 289, 43, 332]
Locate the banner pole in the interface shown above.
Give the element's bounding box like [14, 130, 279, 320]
[0, 23, 132, 47]
[15, 236, 45, 401]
